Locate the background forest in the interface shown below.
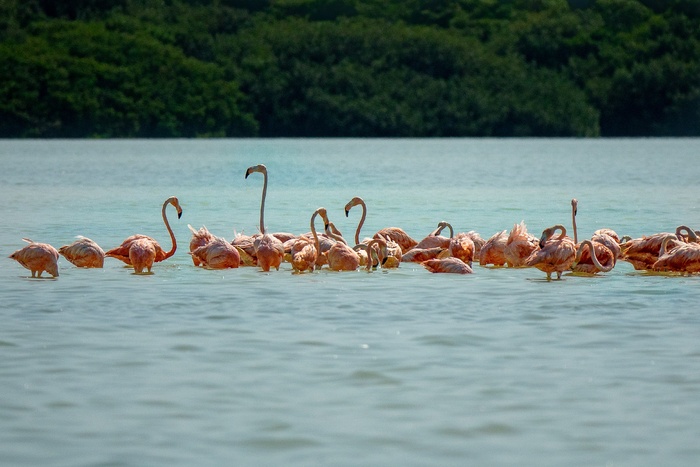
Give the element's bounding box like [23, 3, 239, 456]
[1, 0, 699, 137]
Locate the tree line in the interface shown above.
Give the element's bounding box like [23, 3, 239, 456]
[1, 0, 699, 137]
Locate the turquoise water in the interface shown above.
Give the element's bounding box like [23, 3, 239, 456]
[1, 139, 700, 466]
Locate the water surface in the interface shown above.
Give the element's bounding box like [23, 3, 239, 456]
[1, 139, 700, 466]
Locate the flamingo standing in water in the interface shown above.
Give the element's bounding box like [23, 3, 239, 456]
[429, 221, 476, 267]
[9, 238, 59, 278]
[59, 236, 104, 268]
[189, 236, 240, 269]
[345, 196, 401, 267]
[504, 221, 540, 267]
[525, 224, 577, 280]
[324, 221, 363, 271]
[245, 164, 284, 272]
[652, 235, 700, 274]
[188, 225, 215, 266]
[105, 196, 182, 273]
[568, 198, 618, 274]
[619, 226, 697, 270]
[479, 230, 508, 267]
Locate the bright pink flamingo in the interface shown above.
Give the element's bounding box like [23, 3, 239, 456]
[9, 238, 59, 278]
[504, 221, 540, 267]
[59, 236, 104, 268]
[479, 230, 508, 267]
[245, 164, 284, 272]
[105, 196, 182, 268]
[422, 257, 473, 274]
[190, 236, 240, 269]
[525, 224, 577, 280]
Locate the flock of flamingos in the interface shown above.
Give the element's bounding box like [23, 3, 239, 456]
[8, 164, 700, 280]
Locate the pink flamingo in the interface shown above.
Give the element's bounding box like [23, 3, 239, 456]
[353, 239, 388, 271]
[525, 224, 577, 280]
[401, 246, 444, 263]
[245, 164, 284, 272]
[105, 196, 182, 268]
[190, 236, 240, 269]
[433, 222, 476, 266]
[422, 257, 473, 274]
[9, 238, 59, 278]
[479, 230, 508, 267]
[324, 221, 362, 271]
[59, 236, 105, 268]
[231, 232, 258, 266]
[413, 221, 452, 250]
[504, 221, 540, 267]
[652, 235, 700, 274]
[188, 225, 215, 266]
[619, 226, 697, 270]
[572, 239, 615, 274]
[128, 237, 157, 274]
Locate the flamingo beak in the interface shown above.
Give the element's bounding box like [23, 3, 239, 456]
[345, 209, 350, 217]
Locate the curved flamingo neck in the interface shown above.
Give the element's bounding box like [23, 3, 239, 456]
[310, 209, 323, 262]
[554, 224, 567, 241]
[434, 221, 453, 238]
[353, 199, 367, 245]
[353, 244, 373, 271]
[576, 240, 613, 272]
[660, 235, 679, 256]
[162, 199, 177, 259]
[676, 225, 697, 243]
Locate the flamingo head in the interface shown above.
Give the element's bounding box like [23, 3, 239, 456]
[245, 164, 267, 179]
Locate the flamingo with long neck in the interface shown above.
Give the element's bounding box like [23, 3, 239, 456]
[245, 164, 284, 271]
[345, 197, 367, 245]
[309, 207, 330, 268]
[105, 196, 182, 267]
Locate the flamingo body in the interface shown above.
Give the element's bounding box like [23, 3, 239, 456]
[191, 236, 240, 269]
[9, 239, 59, 278]
[188, 225, 215, 266]
[422, 257, 473, 274]
[504, 221, 540, 267]
[526, 225, 576, 280]
[128, 237, 156, 274]
[106, 196, 182, 269]
[479, 230, 508, 266]
[59, 236, 104, 268]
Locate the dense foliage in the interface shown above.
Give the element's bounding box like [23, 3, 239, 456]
[1, 0, 699, 137]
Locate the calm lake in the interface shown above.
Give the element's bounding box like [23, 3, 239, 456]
[1, 138, 699, 466]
